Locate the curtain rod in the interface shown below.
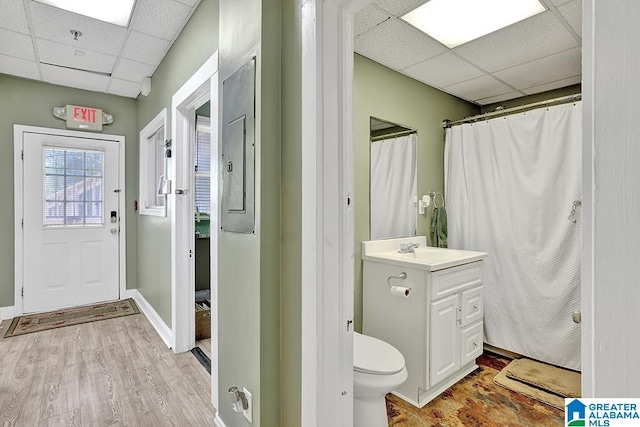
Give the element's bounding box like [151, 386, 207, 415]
[371, 129, 416, 142]
[442, 93, 582, 128]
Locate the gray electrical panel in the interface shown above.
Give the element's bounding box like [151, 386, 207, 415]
[221, 58, 256, 233]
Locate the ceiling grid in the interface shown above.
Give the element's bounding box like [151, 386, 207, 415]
[0, 0, 202, 98]
[355, 0, 582, 105]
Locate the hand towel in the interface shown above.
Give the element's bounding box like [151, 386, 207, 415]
[431, 206, 448, 248]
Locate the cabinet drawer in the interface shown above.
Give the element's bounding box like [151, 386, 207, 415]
[431, 262, 482, 299]
[460, 322, 483, 366]
[460, 286, 483, 327]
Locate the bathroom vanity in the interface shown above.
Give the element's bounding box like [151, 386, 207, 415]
[362, 236, 487, 408]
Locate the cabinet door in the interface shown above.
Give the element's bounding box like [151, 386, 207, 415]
[460, 286, 483, 327]
[429, 294, 460, 387]
[460, 322, 483, 366]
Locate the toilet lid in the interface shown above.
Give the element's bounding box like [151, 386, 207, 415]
[353, 333, 405, 375]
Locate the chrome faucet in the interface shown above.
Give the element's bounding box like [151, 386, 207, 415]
[399, 242, 419, 253]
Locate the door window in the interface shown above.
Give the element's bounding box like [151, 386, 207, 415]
[44, 147, 104, 226]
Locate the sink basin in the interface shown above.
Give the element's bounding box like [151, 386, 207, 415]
[362, 237, 486, 271]
[398, 247, 467, 262]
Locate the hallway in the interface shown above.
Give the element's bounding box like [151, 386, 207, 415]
[0, 314, 214, 426]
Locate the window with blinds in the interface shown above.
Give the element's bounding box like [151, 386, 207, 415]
[139, 108, 167, 217]
[148, 126, 166, 208]
[195, 116, 211, 214]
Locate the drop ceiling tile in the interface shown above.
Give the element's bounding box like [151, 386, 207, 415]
[131, 0, 192, 41]
[558, 0, 582, 38]
[0, 29, 35, 61]
[0, 54, 39, 80]
[354, 4, 390, 37]
[444, 75, 515, 103]
[113, 58, 155, 83]
[0, 0, 30, 35]
[454, 11, 578, 73]
[522, 75, 581, 95]
[402, 53, 485, 89]
[30, 2, 127, 56]
[108, 78, 141, 98]
[355, 18, 446, 70]
[476, 91, 526, 106]
[122, 31, 171, 66]
[41, 63, 109, 93]
[494, 47, 581, 91]
[373, 0, 426, 16]
[37, 39, 116, 74]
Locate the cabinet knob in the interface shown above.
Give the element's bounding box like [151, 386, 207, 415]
[473, 342, 478, 347]
[473, 305, 478, 311]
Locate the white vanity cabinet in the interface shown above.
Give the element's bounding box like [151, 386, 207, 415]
[362, 237, 487, 408]
[429, 263, 484, 387]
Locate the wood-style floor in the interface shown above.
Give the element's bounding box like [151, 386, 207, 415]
[386, 352, 564, 426]
[0, 313, 215, 426]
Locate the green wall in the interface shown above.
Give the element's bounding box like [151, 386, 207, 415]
[135, 0, 219, 325]
[280, 0, 302, 425]
[0, 75, 138, 308]
[353, 54, 479, 332]
[218, 0, 281, 425]
[259, 1, 282, 426]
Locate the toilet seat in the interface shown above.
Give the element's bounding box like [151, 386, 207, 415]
[354, 332, 405, 375]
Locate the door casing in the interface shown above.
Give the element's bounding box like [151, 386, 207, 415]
[170, 51, 220, 414]
[14, 125, 127, 316]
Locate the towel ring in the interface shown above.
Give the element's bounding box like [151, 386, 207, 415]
[429, 191, 445, 208]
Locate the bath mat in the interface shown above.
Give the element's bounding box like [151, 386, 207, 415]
[494, 367, 565, 410]
[4, 299, 139, 338]
[505, 358, 581, 398]
[494, 358, 581, 410]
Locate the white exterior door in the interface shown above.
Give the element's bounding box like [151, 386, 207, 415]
[21, 131, 120, 313]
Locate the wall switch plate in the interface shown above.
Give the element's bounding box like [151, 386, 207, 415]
[242, 387, 252, 423]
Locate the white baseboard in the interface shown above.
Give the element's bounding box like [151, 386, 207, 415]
[0, 305, 19, 321]
[130, 290, 173, 348]
[214, 413, 226, 427]
[122, 289, 137, 300]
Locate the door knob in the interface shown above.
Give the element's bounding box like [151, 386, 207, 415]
[110, 228, 118, 235]
[572, 310, 581, 324]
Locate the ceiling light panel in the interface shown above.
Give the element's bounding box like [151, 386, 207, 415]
[401, 0, 546, 48]
[34, 0, 136, 27]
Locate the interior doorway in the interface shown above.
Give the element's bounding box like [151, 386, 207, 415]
[194, 105, 212, 359]
[170, 51, 220, 413]
[302, 0, 591, 425]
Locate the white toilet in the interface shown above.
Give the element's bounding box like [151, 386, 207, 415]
[353, 332, 408, 427]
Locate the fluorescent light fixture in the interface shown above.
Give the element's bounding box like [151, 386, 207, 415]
[34, 0, 136, 27]
[401, 0, 546, 49]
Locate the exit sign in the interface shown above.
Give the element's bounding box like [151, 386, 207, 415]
[66, 104, 103, 131]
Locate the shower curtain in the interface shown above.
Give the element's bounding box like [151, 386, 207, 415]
[444, 102, 582, 370]
[370, 133, 417, 240]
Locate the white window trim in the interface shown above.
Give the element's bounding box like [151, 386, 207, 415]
[139, 108, 167, 217]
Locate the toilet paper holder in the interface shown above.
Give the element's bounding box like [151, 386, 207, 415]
[387, 272, 409, 289]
